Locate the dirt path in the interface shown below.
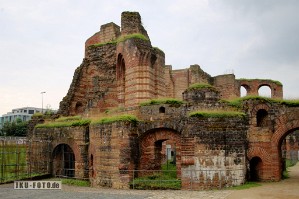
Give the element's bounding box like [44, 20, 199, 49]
[226, 162, 299, 199]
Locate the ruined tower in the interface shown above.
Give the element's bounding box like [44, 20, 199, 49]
[58, 12, 166, 116]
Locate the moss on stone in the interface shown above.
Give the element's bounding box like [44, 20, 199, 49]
[238, 78, 282, 86]
[91, 114, 139, 125]
[187, 83, 217, 91]
[90, 33, 149, 48]
[35, 118, 91, 128]
[222, 96, 299, 108]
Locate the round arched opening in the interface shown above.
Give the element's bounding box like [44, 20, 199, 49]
[258, 85, 271, 97]
[75, 102, 84, 115]
[52, 144, 75, 177]
[256, 109, 269, 127]
[280, 129, 299, 177]
[240, 85, 249, 97]
[249, 156, 263, 181]
[159, 106, 165, 114]
[117, 54, 126, 106]
[138, 128, 181, 180]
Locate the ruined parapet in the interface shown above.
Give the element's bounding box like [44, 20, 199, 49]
[121, 11, 149, 39]
[172, 65, 213, 100]
[189, 65, 212, 85]
[163, 65, 175, 98]
[237, 79, 283, 99]
[213, 74, 239, 100]
[182, 83, 220, 103]
[85, 22, 120, 51]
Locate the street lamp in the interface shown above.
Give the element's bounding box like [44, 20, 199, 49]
[41, 91, 46, 114]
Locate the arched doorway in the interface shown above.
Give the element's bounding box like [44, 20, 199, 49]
[280, 129, 299, 178]
[52, 144, 75, 177]
[249, 156, 263, 181]
[139, 128, 181, 176]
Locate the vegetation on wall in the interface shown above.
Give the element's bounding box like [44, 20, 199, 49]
[35, 116, 91, 128]
[140, 98, 184, 106]
[222, 96, 299, 108]
[238, 78, 283, 86]
[189, 110, 246, 118]
[91, 114, 139, 125]
[187, 83, 218, 92]
[90, 33, 149, 48]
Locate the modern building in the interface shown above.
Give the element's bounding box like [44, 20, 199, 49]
[0, 107, 43, 128]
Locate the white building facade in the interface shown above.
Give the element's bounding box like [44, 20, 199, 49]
[0, 107, 43, 128]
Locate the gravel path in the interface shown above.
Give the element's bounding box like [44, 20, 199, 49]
[226, 162, 299, 199]
[0, 182, 232, 199]
[1, 163, 299, 199]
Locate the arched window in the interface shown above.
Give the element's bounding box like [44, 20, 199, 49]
[159, 106, 165, 114]
[257, 109, 269, 127]
[258, 85, 271, 97]
[117, 54, 126, 106]
[75, 102, 83, 114]
[240, 85, 249, 97]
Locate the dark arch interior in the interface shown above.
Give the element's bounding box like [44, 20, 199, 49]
[159, 106, 165, 113]
[257, 109, 269, 127]
[52, 144, 75, 177]
[75, 102, 83, 114]
[249, 156, 262, 181]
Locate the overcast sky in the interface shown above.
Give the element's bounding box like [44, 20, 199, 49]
[1, 0, 298, 115]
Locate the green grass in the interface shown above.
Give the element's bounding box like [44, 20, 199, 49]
[90, 33, 149, 48]
[60, 178, 90, 187]
[131, 161, 181, 190]
[55, 116, 82, 122]
[283, 159, 298, 179]
[229, 181, 261, 190]
[91, 114, 139, 125]
[189, 110, 246, 118]
[35, 118, 91, 128]
[222, 96, 299, 109]
[0, 144, 28, 182]
[140, 98, 184, 106]
[187, 83, 218, 92]
[238, 78, 282, 86]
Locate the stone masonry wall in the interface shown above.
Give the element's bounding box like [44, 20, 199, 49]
[28, 126, 89, 178]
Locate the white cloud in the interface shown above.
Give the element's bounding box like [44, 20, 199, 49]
[0, 0, 299, 115]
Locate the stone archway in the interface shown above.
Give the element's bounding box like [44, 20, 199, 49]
[270, 118, 299, 181]
[52, 144, 75, 177]
[139, 128, 181, 176]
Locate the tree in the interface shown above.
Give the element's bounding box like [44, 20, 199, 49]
[0, 118, 28, 136]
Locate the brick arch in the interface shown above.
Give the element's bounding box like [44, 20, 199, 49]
[52, 141, 80, 161]
[139, 128, 181, 174]
[52, 143, 76, 177]
[138, 120, 185, 137]
[247, 147, 271, 163]
[271, 119, 299, 148]
[240, 84, 250, 96]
